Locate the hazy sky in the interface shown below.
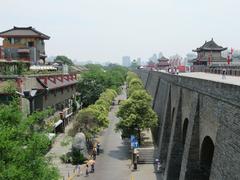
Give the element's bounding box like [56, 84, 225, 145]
[1, 0, 240, 63]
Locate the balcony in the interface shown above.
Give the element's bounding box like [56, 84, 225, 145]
[0, 47, 31, 63]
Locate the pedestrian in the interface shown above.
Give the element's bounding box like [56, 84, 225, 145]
[91, 163, 95, 173]
[92, 147, 97, 160]
[77, 164, 81, 176]
[176, 68, 179, 75]
[85, 164, 89, 176]
[157, 161, 162, 172]
[97, 142, 100, 155]
[132, 149, 138, 170]
[222, 68, 226, 79]
[168, 68, 171, 74]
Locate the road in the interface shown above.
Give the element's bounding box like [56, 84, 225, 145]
[78, 87, 132, 180]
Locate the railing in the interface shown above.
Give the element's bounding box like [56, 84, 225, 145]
[192, 65, 240, 76]
[2, 57, 31, 62]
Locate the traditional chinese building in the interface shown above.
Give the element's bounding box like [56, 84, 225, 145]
[157, 56, 170, 70]
[192, 39, 227, 65]
[0, 26, 50, 65]
[0, 73, 78, 132]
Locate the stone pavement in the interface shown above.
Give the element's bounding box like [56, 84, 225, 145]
[75, 86, 161, 180]
[76, 86, 131, 180]
[180, 72, 240, 86]
[131, 164, 162, 180]
[46, 120, 81, 180]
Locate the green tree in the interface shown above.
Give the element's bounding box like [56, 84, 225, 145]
[128, 78, 144, 97]
[0, 102, 59, 180]
[54, 55, 74, 66]
[77, 64, 127, 107]
[116, 90, 158, 145]
[69, 89, 117, 139]
[126, 71, 139, 85]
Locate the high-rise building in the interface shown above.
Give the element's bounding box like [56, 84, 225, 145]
[149, 53, 158, 63]
[122, 56, 131, 67]
[137, 57, 141, 66]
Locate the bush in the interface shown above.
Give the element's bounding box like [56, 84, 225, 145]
[60, 153, 72, 164]
[71, 149, 87, 165]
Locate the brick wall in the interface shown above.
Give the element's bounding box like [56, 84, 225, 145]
[135, 70, 240, 180]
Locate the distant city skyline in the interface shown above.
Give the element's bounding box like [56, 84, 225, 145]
[1, 0, 240, 64]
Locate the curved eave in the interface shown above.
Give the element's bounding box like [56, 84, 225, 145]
[193, 47, 227, 52]
[0, 35, 50, 40]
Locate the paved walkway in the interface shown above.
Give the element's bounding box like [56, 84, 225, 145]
[180, 72, 240, 86]
[77, 87, 131, 180]
[76, 86, 161, 180]
[46, 121, 77, 179]
[47, 85, 161, 180]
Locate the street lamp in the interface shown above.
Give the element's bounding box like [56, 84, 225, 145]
[16, 89, 37, 114]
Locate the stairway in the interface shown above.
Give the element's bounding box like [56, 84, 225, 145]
[137, 147, 157, 164]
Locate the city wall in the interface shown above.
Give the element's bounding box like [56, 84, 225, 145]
[135, 70, 240, 180]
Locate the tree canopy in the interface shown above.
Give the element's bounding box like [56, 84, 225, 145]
[54, 55, 74, 66]
[0, 101, 59, 180]
[69, 89, 117, 140]
[116, 72, 158, 144]
[77, 64, 127, 107]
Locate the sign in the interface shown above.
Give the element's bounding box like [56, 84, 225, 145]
[130, 135, 139, 148]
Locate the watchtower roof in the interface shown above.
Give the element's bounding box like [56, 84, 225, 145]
[193, 38, 227, 52]
[0, 26, 50, 40]
[158, 56, 169, 61]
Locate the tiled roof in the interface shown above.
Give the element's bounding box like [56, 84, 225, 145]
[157, 61, 170, 67]
[0, 26, 50, 40]
[191, 56, 227, 63]
[193, 39, 227, 52]
[158, 56, 169, 61]
[38, 75, 77, 90]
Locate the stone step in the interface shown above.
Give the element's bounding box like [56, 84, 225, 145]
[137, 147, 157, 164]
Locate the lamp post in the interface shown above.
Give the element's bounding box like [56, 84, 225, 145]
[16, 88, 48, 114]
[16, 90, 37, 114]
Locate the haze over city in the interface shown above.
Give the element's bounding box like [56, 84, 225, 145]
[1, 0, 240, 63]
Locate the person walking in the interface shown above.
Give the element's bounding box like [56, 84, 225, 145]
[222, 68, 226, 79]
[97, 142, 100, 155]
[85, 164, 89, 176]
[91, 163, 95, 173]
[77, 164, 81, 176]
[92, 147, 97, 160]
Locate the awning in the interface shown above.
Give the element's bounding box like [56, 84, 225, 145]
[40, 53, 47, 58]
[17, 49, 30, 53]
[30, 65, 57, 70]
[54, 119, 63, 128]
[47, 133, 56, 140]
[65, 113, 73, 118]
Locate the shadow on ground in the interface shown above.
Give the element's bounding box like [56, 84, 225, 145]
[107, 145, 130, 160]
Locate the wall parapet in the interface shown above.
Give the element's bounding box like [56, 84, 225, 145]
[135, 70, 240, 108]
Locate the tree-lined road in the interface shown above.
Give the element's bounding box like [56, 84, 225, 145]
[79, 86, 131, 180]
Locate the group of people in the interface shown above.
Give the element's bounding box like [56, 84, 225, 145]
[85, 142, 101, 177]
[168, 67, 179, 75]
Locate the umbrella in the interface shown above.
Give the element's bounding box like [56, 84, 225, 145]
[88, 159, 95, 165]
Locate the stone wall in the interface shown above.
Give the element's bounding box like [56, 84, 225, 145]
[135, 70, 240, 180]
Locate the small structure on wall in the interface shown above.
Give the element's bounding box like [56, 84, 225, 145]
[191, 38, 227, 66]
[157, 56, 170, 70]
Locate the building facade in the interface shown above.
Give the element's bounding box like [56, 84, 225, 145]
[192, 39, 227, 66]
[122, 56, 131, 67]
[157, 56, 170, 70]
[0, 26, 50, 65]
